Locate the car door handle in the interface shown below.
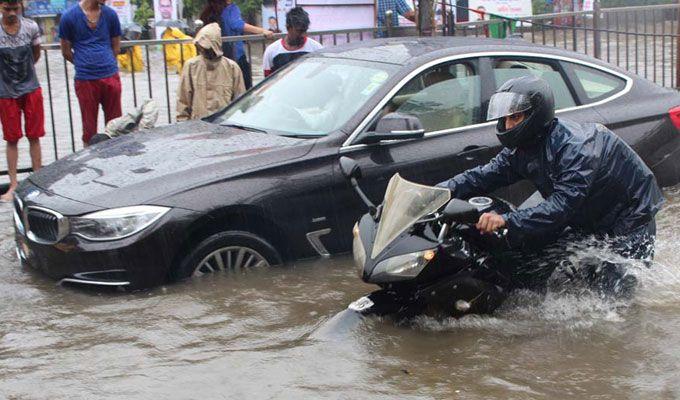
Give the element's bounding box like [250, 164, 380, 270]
[460, 145, 489, 161]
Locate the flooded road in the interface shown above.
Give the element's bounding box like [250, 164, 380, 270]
[1, 186, 680, 399]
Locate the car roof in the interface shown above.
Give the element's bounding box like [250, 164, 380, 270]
[313, 37, 630, 75]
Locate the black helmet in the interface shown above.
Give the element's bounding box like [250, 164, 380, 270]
[486, 75, 555, 149]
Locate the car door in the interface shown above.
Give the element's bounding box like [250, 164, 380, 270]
[327, 58, 503, 253]
[560, 59, 680, 185]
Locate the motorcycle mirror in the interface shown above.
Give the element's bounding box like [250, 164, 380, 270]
[442, 199, 480, 224]
[339, 156, 362, 180]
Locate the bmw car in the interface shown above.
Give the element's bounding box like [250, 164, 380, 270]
[13, 37, 680, 288]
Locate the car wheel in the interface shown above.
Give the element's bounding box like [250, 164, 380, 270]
[173, 231, 283, 280]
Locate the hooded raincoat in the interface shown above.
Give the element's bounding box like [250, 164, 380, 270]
[175, 23, 246, 121]
[439, 119, 664, 249]
[162, 27, 197, 73]
[117, 45, 144, 72]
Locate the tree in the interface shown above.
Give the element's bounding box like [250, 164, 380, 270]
[133, 0, 154, 27]
[418, 0, 435, 36]
[181, 0, 263, 22]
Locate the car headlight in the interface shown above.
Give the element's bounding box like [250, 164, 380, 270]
[352, 223, 366, 277]
[372, 249, 436, 279]
[70, 205, 170, 241]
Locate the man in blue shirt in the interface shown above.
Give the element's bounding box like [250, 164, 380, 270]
[59, 0, 122, 145]
[376, 0, 415, 37]
[221, 0, 273, 89]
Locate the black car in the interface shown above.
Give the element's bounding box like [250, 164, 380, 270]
[13, 37, 680, 288]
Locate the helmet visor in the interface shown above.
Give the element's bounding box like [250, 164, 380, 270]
[486, 92, 532, 121]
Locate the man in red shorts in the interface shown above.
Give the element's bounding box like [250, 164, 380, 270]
[59, 0, 122, 146]
[0, 0, 44, 202]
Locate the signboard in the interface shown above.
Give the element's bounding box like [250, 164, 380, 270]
[263, 0, 374, 33]
[24, 0, 57, 16]
[262, 0, 295, 33]
[582, 0, 593, 12]
[107, 0, 133, 26]
[467, 0, 532, 22]
[153, 0, 178, 38]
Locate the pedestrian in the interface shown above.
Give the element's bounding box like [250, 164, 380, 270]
[198, 0, 229, 57]
[221, 0, 274, 89]
[376, 0, 415, 37]
[262, 7, 321, 77]
[59, 0, 123, 146]
[0, 0, 44, 202]
[176, 22, 245, 121]
[161, 26, 197, 74]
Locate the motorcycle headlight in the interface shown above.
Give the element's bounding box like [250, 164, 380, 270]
[372, 249, 436, 279]
[70, 205, 170, 241]
[352, 223, 366, 277]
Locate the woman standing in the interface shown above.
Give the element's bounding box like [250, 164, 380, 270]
[199, 0, 273, 89]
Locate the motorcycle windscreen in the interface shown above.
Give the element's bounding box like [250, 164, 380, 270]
[371, 173, 451, 259]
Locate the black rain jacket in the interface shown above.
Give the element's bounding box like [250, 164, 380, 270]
[438, 119, 665, 249]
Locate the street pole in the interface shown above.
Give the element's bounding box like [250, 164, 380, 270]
[593, 0, 601, 59]
[385, 10, 393, 37]
[677, 0, 680, 88]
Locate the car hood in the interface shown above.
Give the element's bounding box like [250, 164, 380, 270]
[29, 121, 313, 208]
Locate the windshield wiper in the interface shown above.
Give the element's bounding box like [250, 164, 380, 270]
[222, 123, 268, 134]
[279, 133, 323, 139]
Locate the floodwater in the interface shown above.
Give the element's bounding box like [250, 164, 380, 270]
[1, 186, 680, 399]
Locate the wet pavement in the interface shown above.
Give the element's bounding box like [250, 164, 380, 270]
[1, 185, 680, 399]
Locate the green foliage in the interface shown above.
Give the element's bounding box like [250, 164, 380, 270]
[234, 0, 263, 22]
[132, 0, 154, 27]
[182, 0, 202, 20]
[532, 0, 550, 15]
[179, 0, 263, 21]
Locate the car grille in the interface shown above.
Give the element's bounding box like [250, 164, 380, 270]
[27, 208, 59, 242]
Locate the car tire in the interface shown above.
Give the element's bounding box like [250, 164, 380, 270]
[172, 231, 283, 281]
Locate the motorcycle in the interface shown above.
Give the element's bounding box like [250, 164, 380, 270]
[340, 156, 518, 320]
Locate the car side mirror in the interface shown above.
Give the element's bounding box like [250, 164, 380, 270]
[360, 113, 425, 144]
[442, 199, 480, 224]
[339, 156, 361, 180]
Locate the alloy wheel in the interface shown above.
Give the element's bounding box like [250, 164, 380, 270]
[192, 246, 270, 277]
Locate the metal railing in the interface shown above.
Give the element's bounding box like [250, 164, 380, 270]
[452, 3, 680, 88]
[2, 3, 680, 187]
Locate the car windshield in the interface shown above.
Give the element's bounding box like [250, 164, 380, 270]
[372, 173, 451, 258]
[215, 57, 398, 137]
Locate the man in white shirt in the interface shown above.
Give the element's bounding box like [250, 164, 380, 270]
[263, 7, 322, 77]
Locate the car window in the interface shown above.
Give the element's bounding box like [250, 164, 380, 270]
[569, 63, 627, 103]
[215, 58, 398, 137]
[373, 62, 482, 133]
[493, 59, 576, 110]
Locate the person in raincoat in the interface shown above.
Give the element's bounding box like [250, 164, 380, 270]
[88, 99, 159, 144]
[175, 22, 245, 121]
[117, 24, 144, 72]
[437, 75, 664, 297]
[162, 26, 197, 73]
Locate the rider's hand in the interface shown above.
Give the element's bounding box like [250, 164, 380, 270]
[476, 212, 506, 234]
[262, 29, 274, 38]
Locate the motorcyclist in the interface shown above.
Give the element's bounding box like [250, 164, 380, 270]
[437, 75, 664, 295]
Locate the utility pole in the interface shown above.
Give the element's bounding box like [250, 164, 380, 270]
[677, 0, 680, 88]
[593, 0, 601, 59]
